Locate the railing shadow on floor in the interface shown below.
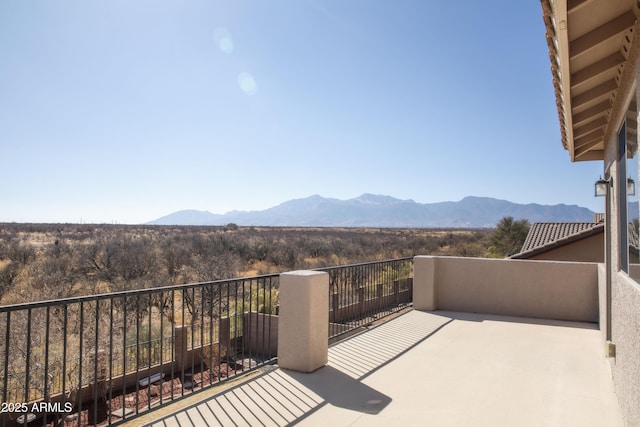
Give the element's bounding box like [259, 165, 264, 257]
[142, 310, 455, 427]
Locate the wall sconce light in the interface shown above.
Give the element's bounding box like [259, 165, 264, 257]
[595, 177, 610, 197]
[594, 177, 635, 197]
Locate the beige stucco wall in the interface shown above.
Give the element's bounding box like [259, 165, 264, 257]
[528, 233, 604, 262]
[413, 256, 436, 310]
[414, 256, 598, 322]
[610, 271, 640, 427]
[598, 263, 607, 343]
[244, 313, 278, 357]
[277, 271, 328, 373]
[598, 62, 639, 427]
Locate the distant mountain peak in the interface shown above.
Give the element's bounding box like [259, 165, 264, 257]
[147, 194, 595, 227]
[354, 193, 403, 205]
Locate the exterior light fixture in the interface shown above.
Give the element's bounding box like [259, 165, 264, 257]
[594, 177, 635, 197]
[595, 177, 610, 197]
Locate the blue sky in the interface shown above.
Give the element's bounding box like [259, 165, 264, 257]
[0, 0, 604, 224]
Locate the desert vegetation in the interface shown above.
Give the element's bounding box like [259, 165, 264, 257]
[0, 223, 495, 304]
[0, 222, 532, 424]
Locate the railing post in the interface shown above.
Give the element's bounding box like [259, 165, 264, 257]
[278, 271, 329, 373]
[393, 280, 400, 305]
[357, 287, 365, 316]
[88, 349, 108, 425]
[331, 292, 339, 323]
[413, 256, 437, 310]
[173, 325, 189, 376]
[219, 316, 231, 359]
[90, 349, 107, 387]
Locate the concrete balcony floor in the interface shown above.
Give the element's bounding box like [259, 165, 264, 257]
[138, 310, 622, 426]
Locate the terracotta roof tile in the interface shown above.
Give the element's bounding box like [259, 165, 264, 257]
[513, 221, 639, 260]
[519, 222, 601, 253]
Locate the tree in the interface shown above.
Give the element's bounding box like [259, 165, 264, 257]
[486, 216, 530, 258]
[0, 262, 19, 298]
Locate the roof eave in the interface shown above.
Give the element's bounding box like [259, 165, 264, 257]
[541, 0, 639, 163]
[543, 0, 575, 160]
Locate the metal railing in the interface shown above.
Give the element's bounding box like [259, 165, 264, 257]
[0, 274, 279, 427]
[318, 257, 413, 340]
[0, 258, 414, 426]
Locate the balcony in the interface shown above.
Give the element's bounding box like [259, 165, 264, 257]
[0, 256, 630, 426]
[139, 310, 621, 426]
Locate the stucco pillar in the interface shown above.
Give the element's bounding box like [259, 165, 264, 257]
[413, 256, 437, 310]
[173, 325, 189, 374]
[277, 270, 329, 372]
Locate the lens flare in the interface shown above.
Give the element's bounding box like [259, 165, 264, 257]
[213, 28, 234, 54]
[238, 72, 257, 95]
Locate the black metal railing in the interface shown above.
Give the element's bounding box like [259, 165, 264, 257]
[318, 257, 413, 340]
[0, 258, 415, 426]
[0, 274, 279, 427]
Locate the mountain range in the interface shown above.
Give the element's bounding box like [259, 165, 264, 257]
[147, 194, 596, 228]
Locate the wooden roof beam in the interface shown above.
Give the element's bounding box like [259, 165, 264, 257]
[567, 0, 591, 12]
[575, 138, 603, 157]
[573, 100, 611, 124]
[574, 116, 608, 137]
[570, 11, 637, 59]
[571, 52, 626, 88]
[572, 79, 618, 106]
[575, 150, 604, 161]
[574, 128, 604, 148]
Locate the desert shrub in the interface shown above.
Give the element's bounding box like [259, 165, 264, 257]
[7, 240, 36, 266]
[0, 262, 19, 298]
[0, 223, 494, 304]
[486, 217, 529, 257]
[161, 238, 192, 283]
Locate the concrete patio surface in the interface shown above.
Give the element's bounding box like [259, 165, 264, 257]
[138, 310, 623, 426]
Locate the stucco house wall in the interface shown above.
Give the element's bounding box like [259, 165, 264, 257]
[526, 233, 604, 262]
[611, 271, 640, 426]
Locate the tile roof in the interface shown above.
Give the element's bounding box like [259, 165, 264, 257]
[511, 222, 604, 260]
[520, 223, 602, 252]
